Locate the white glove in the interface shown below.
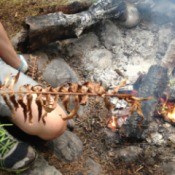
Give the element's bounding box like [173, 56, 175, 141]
[17, 55, 28, 73]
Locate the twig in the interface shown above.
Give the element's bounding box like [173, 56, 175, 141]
[134, 165, 144, 174]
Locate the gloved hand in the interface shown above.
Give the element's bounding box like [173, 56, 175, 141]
[17, 55, 29, 73]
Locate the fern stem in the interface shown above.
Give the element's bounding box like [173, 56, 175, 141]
[0, 91, 133, 98]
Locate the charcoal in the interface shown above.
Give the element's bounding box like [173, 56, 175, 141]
[120, 65, 169, 139]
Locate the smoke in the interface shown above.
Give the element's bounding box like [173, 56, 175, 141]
[127, 0, 175, 24]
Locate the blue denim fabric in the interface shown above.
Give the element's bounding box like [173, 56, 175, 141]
[0, 59, 37, 117]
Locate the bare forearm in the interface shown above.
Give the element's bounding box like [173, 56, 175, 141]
[0, 22, 21, 69]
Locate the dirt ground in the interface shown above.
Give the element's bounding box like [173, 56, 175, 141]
[0, 0, 93, 37]
[0, 1, 165, 175]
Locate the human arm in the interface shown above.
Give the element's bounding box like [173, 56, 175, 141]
[0, 22, 28, 72]
[0, 60, 67, 140]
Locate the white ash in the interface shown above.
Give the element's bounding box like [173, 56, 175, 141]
[156, 24, 175, 60]
[111, 98, 128, 109]
[146, 132, 166, 146]
[161, 39, 175, 71]
[168, 134, 175, 144]
[114, 146, 143, 163]
[91, 68, 123, 87]
[96, 25, 160, 86]
[84, 49, 113, 71]
[116, 115, 129, 127]
[65, 20, 175, 88]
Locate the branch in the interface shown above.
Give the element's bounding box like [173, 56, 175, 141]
[0, 73, 151, 124]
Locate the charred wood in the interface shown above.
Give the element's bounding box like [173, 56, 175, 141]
[13, 0, 140, 52]
[120, 65, 168, 139]
[41, 1, 94, 15]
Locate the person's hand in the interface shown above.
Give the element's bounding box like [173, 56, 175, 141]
[18, 55, 28, 73]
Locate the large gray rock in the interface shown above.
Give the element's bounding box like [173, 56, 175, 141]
[35, 52, 49, 71]
[49, 131, 83, 162]
[114, 146, 143, 163]
[163, 161, 175, 175]
[43, 57, 79, 87]
[24, 52, 49, 72]
[65, 32, 100, 58]
[22, 156, 62, 175]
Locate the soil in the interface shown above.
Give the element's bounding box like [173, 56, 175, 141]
[0, 1, 165, 175]
[0, 0, 92, 37]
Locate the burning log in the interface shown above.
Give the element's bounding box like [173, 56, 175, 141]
[40, 0, 94, 14]
[118, 65, 169, 139]
[155, 74, 175, 124]
[13, 0, 140, 52]
[137, 65, 168, 121]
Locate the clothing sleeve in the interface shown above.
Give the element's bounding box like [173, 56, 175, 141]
[0, 59, 38, 118]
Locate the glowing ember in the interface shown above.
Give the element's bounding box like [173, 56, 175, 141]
[107, 115, 128, 131]
[165, 107, 175, 123]
[111, 116, 116, 127]
[157, 98, 175, 123]
[107, 116, 118, 131]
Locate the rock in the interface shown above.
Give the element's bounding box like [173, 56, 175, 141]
[163, 161, 175, 175]
[146, 132, 166, 146]
[65, 32, 100, 58]
[35, 52, 50, 71]
[24, 52, 49, 71]
[43, 57, 79, 87]
[114, 146, 143, 163]
[168, 134, 175, 144]
[119, 2, 140, 29]
[49, 131, 83, 162]
[85, 158, 102, 175]
[22, 156, 62, 175]
[67, 119, 75, 131]
[103, 128, 121, 148]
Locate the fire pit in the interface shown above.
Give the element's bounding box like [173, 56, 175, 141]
[58, 0, 175, 173]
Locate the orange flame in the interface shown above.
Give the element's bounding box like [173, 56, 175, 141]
[165, 107, 175, 123]
[158, 98, 175, 123]
[111, 116, 117, 127]
[107, 116, 117, 131]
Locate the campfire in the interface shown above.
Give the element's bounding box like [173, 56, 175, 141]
[5, 0, 175, 174]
